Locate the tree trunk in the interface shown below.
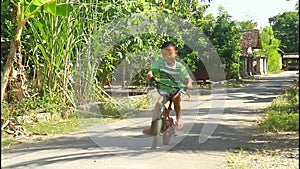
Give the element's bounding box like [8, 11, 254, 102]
[1, 40, 19, 103]
[1, 24, 23, 103]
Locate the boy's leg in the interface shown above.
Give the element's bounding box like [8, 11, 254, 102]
[173, 93, 184, 129]
[152, 96, 164, 120]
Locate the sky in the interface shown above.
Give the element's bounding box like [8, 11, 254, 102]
[201, 0, 298, 29]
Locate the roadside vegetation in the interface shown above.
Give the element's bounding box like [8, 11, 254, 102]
[226, 80, 299, 169]
[1, 111, 123, 149]
[1, 91, 152, 149]
[259, 87, 299, 132]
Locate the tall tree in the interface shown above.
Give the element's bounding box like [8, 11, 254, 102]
[269, 11, 299, 53]
[206, 6, 242, 79]
[258, 26, 281, 72]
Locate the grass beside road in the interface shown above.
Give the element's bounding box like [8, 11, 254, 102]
[197, 79, 251, 89]
[1, 116, 118, 150]
[258, 87, 299, 132]
[1, 93, 152, 150]
[22, 116, 105, 135]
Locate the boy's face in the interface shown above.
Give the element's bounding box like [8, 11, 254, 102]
[162, 46, 177, 64]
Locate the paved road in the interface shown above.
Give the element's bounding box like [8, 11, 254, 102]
[1, 71, 298, 169]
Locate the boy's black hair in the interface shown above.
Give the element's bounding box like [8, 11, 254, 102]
[162, 41, 176, 49]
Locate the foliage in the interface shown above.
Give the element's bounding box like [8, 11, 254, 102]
[259, 111, 298, 132]
[130, 95, 151, 110]
[26, 3, 91, 106]
[258, 26, 281, 73]
[1, 93, 72, 122]
[259, 88, 299, 132]
[204, 7, 242, 79]
[101, 102, 124, 118]
[0, 0, 71, 107]
[1, 0, 254, 123]
[236, 20, 258, 31]
[269, 11, 299, 53]
[0, 0, 16, 69]
[1, 139, 17, 149]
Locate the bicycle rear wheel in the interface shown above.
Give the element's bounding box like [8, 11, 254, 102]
[162, 120, 174, 145]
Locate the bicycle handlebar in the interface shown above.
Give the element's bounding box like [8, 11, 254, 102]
[150, 77, 187, 97]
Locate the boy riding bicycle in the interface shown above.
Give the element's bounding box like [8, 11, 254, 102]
[143, 41, 193, 135]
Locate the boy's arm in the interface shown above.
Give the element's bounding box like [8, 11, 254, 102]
[179, 63, 193, 89]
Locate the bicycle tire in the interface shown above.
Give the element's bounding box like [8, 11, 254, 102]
[151, 118, 162, 149]
[151, 118, 163, 136]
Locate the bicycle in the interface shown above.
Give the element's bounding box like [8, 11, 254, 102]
[149, 77, 188, 149]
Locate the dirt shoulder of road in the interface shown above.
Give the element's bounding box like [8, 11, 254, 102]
[226, 131, 299, 169]
[1, 132, 68, 150]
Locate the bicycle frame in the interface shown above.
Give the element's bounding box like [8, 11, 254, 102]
[150, 77, 186, 148]
[160, 92, 176, 132]
[151, 77, 185, 132]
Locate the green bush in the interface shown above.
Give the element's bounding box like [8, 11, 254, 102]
[259, 88, 299, 132]
[259, 110, 299, 132]
[1, 93, 73, 123]
[101, 102, 124, 119]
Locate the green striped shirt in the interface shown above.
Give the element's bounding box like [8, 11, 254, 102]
[151, 58, 190, 91]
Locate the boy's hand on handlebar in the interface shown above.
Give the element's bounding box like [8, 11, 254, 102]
[186, 82, 193, 90]
[185, 77, 193, 90]
[147, 71, 153, 79]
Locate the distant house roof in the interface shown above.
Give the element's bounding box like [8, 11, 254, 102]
[240, 29, 262, 50]
[282, 53, 299, 59]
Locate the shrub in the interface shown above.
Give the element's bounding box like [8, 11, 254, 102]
[1, 93, 73, 123]
[259, 88, 299, 132]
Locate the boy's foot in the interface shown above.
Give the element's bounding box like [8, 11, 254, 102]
[142, 128, 152, 135]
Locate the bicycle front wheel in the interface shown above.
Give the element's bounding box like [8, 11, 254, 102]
[151, 118, 163, 136]
[151, 118, 162, 149]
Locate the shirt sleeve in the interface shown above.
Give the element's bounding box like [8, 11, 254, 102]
[150, 58, 164, 74]
[179, 63, 190, 81]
